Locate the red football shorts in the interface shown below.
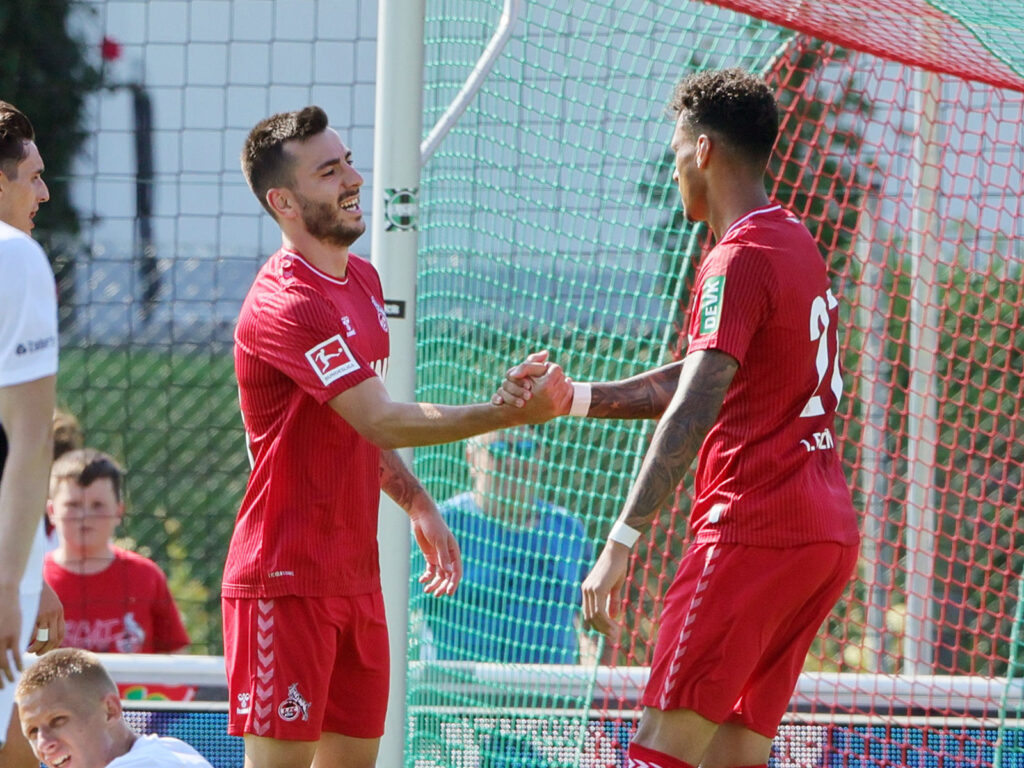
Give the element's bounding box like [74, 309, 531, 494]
[223, 591, 389, 741]
[642, 540, 858, 737]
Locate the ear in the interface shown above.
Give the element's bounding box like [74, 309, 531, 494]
[695, 134, 711, 170]
[45, 499, 55, 522]
[115, 501, 126, 521]
[266, 187, 297, 220]
[102, 692, 123, 723]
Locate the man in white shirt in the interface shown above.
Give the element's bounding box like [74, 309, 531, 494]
[0, 99, 65, 768]
[16, 649, 213, 768]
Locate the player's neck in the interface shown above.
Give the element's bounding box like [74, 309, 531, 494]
[707, 182, 771, 241]
[281, 232, 351, 279]
[106, 726, 139, 763]
[54, 543, 116, 574]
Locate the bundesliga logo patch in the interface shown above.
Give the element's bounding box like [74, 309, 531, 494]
[305, 334, 360, 385]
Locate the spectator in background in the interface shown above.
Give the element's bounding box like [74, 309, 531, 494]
[416, 427, 596, 664]
[52, 408, 84, 461]
[43, 449, 189, 655]
[16, 648, 212, 767]
[44, 407, 85, 552]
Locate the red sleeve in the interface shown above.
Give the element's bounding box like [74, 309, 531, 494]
[256, 284, 377, 404]
[147, 561, 190, 653]
[686, 243, 774, 365]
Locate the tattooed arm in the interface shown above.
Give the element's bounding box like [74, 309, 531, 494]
[380, 449, 462, 596]
[616, 350, 735, 529]
[587, 361, 685, 420]
[581, 350, 738, 634]
[493, 357, 683, 420]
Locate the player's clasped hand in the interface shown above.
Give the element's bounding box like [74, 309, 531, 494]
[491, 350, 574, 421]
[491, 350, 550, 407]
[581, 541, 631, 637]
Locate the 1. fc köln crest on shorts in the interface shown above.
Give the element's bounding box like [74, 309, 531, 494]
[305, 334, 360, 385]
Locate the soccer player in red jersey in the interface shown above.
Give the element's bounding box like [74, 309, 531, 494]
[502, 69, 860, 768]
[225, 106, 569, 768]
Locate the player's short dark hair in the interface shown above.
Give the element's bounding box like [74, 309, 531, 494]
[241, 105, 330, 217]
[669, 68, 779, 167]
[0, 101, 36, 180]
[50, 448, 125, 502]
[15, 648, 118, 702]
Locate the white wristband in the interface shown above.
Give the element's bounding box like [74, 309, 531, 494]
[569, 382, 592, 417]
[608, 520, 642, 548]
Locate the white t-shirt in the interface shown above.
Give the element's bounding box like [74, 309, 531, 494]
[0, 221, 57, 742]
[106, 734, 214, 767]
[0, 220, 58, 387]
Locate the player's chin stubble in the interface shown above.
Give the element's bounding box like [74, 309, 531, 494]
[300, 196, 366, 247]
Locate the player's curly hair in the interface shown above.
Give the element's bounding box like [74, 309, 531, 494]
[668, 68, 779, 167]
[241, 105, 330, 217]
[0, 100, 36, 179]
[15, 648, 118, 702]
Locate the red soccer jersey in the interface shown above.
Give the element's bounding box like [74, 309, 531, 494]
[223, 249, 391, 599]
[685, 204, 860, 547]
[44, 547, 190, 653]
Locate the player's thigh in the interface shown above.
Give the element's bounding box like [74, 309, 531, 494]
[224, 595, 338, 741]
[633, 706, 719, 766]
[243, 734, 317, 768]
[321, 591, 389, 740]
[643, 541, 850, 722]
[735, 541, 859, 735]
[312, 732, 380, 768]
[702, 722, 772, 768]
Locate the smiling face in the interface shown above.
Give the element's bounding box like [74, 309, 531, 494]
[280, 128, 365, 247]
[0, 140, 49, 234]
[18, 679, 121, 768]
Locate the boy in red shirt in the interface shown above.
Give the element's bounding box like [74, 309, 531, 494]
[43, 449, 190, 659]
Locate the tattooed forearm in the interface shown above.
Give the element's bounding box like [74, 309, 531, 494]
[617, 351, 737, 533]
[379, 449, 427, 511]
[589, 361, 684, 420]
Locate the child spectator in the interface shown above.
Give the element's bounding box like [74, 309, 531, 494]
[43, 449, 189, 655]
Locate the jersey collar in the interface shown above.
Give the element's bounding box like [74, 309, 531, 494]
[280, 248, 351, 286]
[721, 204, 782, 243]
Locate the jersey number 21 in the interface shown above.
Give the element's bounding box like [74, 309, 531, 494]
[800, 289, 843, 418]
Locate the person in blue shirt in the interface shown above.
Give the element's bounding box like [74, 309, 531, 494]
[416, 427, 593, 664]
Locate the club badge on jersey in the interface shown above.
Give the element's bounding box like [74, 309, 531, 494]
[370, 295, 389, 332]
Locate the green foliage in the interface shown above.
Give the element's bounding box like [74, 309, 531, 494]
[841, 237, 1022, 674]
[931, 254, 1023, 674]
